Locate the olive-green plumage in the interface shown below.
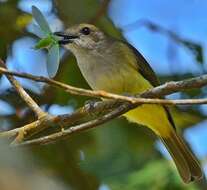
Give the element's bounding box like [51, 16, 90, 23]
[56, 23, 202, 183]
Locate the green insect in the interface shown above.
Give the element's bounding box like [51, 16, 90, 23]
[34, 37, 54, 49]
[32, 6, 60, 78]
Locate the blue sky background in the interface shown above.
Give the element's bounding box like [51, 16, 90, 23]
[109, 0, 207, 74]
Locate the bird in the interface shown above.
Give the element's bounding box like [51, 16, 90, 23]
[54, 23, 202, 183]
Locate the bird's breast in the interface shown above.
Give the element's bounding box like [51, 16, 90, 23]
[75, 50, 152, 95]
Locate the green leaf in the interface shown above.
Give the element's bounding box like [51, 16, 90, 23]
[47, 43, 60, 77]
[32, 6, 51, 34]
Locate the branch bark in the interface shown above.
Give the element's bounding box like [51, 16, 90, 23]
[13, 102, 131, 147]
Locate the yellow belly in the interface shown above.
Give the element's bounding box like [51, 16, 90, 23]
[100, 69, 172, 137]
[124, 104, 172, 137]
[85, 62, 173, 137]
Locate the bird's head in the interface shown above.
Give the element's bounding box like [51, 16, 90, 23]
[54, 24, 106, 52]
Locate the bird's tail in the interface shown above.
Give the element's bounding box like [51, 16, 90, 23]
[125, 104, 202, 183]
[160, 129, 203, 183]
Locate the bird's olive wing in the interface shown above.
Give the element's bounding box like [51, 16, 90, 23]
[124, 41, 160, 87]
[124, 41, 176, 129]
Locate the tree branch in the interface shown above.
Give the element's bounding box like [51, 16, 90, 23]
[0, 99, 123, 143]
[0, 59, 46, 119]
[0, 67, 207, 105]
[13, 103, 131, 147]
[141, 75, 207, 98]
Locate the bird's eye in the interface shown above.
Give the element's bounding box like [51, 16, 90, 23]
[80, 27, 90, 35]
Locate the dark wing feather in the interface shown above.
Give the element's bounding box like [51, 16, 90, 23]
[123, 41, 160, 87]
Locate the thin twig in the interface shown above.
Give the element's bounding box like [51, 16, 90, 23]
[0, 59, 46, 118]
[0, 67, 207, 105]
[141, 75, 207, 98]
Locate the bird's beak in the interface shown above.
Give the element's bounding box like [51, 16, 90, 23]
[54, 32, 79, 45]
